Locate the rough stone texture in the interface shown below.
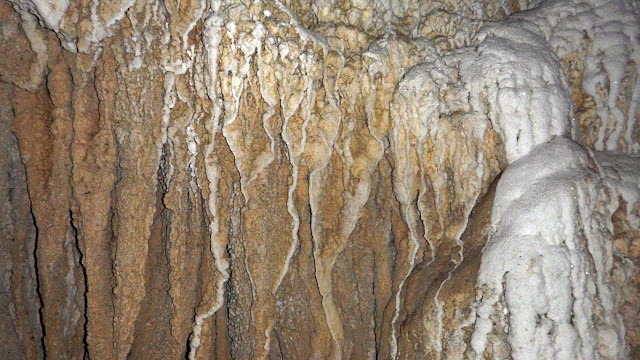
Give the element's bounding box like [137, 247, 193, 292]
[471, 138, 639, 360]
[0, 0, 638, 359]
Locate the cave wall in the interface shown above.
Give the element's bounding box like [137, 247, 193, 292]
[1, 0, 639, 359]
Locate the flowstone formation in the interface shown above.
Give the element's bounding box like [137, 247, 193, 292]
[0, 0, 639, 359]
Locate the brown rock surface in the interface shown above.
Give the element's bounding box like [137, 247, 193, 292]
[1, 0, 639, 359]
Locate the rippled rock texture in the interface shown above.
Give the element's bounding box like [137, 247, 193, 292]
[0, 0, 639, 359]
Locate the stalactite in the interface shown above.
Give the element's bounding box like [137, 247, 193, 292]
[1, 0, 639, 359]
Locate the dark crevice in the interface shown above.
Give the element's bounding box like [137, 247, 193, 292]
[225, 278, 236, 360]
[274, 329, 285, 359]
[69, 209, 90, 359]
[11, 102, 48, 358]
[158, 142, 175, 319]
[306, 187, 325, 326]
[184, 335, 191, 360]
[28, 205, 47, 359]
[52, 51, 87, 360]
[109, 137, 122, 355]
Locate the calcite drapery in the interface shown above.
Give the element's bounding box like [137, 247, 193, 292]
[1, 0, 639, 359]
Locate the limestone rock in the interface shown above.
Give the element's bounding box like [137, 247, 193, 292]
[0, 0, 639, 359]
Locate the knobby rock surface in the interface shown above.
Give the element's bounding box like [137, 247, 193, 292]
[0, 0, 639, 359]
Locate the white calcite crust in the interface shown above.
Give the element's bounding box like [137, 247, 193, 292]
[2, 0, 639, 358]
[472, 136, 639, 360]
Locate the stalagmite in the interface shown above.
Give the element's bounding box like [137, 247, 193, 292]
[0, 0, 639, 359]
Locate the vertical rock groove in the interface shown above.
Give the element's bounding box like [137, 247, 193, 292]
[1, 0, 639, 359]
